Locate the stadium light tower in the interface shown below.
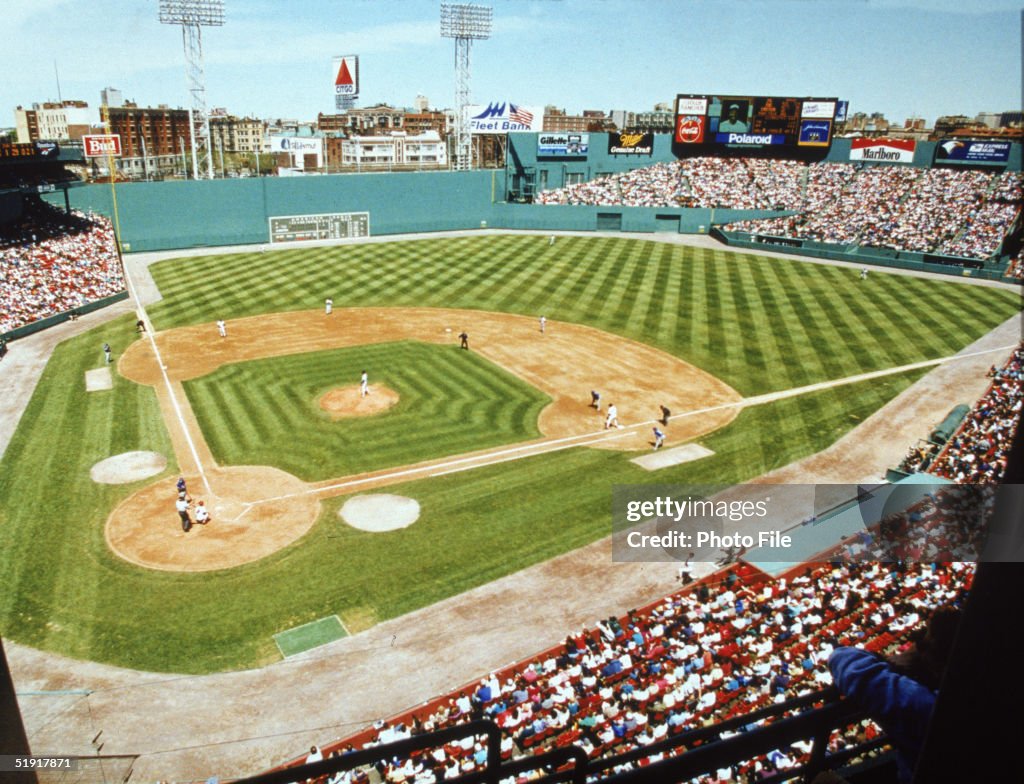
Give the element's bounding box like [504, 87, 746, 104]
[440, 2, 492, 171]
[159, 0, 224, 180]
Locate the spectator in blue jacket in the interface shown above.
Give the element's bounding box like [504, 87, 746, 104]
[828, 606, 960, 783]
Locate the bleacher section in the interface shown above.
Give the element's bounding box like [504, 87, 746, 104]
[267, 560, 972, 783]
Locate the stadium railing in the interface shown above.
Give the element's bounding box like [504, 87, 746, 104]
[233, 689, 884, 784]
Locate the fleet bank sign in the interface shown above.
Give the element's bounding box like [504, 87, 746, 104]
[608, 132, 654, 155]
[469, 102, 541, 133]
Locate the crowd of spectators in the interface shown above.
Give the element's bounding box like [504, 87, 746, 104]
[0, 201, 123, 334]
[734, 165, 1020, 260]
[535, 159, 1020, 261]
[1005, 252, 1024, 280]
[286, 561, 971, 783]
[533, 158, 807, 211]
[833, 485, 994, 565]
[928, 345, 1023, 484]
[898, 344, 1023, 485]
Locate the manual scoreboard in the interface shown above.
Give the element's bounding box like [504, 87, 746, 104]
[268, 212, 370, 244]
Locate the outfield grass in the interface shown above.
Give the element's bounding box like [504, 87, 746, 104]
[0, 236, 1019, 673]
[147, 236, 1022, 396]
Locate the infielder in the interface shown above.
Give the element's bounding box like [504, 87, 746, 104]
[325, 298, 333, 315]
[605, 403, 619, 429]
[539, 316, 546, 334]
[652, 426, 665, 450]
[459, 331, 469, 350]
[590, 390, 601, 411]
[360, 369, 369, 397]
[216, 319, 227, 338]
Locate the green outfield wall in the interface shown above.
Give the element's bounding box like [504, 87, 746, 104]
[43, 133, 1020, 256]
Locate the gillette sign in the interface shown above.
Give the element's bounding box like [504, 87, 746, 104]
[469, 102, 542, 133]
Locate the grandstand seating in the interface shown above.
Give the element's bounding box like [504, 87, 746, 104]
[536, 161, 1022, 262]
[899, 344, 1023, 483]
[0, 200, 123, 334]
[270, 560, 972, 783]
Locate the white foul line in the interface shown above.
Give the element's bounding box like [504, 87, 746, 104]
[120, 259, 213, 496]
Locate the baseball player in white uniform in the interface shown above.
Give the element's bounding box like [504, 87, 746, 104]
[216, 319, 227, 338]
[360, 370, 369, 397]
[605, 404, 619, 429]
[325, 298, 333, 315]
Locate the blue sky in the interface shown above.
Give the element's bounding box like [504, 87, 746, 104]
[4, 0, 1021, 126]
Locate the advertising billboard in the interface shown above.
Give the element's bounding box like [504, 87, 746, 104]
[0, 141, 61, 159]
[608, 132, 654, 156]
[849, 137, 916, 164]
[333, 55, 359, 108]
[674, 94, 838, 149]
[82, 134, 122, 158]
[537, 133, 589, 158]
[935, 140, 1011, 164]
[469, 102, 542, 133]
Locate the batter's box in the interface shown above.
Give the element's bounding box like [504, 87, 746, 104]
[631, 444, 715, 471]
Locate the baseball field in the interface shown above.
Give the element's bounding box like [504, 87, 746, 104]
[0, 233, 1020, 674]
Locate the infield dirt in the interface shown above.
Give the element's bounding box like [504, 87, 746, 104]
[107, 307, 740, 572]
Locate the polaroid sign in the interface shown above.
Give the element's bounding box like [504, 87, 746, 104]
[850, 137, 916, 164]
[715, 133, 785, 145]
[608, 132, 654, 155]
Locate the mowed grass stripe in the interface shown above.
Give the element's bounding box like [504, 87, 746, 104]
[148, 236, 1022, 395]
[183, 342, 549, 480]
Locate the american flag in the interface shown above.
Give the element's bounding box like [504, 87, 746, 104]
[509, 104, 534, 126]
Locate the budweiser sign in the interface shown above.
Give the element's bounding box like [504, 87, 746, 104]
[82, 134, 122, 158]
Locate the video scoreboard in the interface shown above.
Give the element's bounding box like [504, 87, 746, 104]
[675, 95, 838, 149]
[268, 212, 370, 244]
[0, 140, 60, 160]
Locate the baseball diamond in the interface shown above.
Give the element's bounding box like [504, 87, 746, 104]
[0, 232, 1021, 780]
[2, 235, 1019, 672]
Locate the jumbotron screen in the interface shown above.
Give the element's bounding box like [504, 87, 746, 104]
[674, 95, 838, 149]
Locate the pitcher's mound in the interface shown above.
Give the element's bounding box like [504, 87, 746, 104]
[91, 451, 167, 484]
[340, 494, 420, 532]
[320, 385, 399, 419]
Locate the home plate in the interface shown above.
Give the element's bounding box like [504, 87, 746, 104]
[85, 367, 113, 391]
[631, 443, 715, 471]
